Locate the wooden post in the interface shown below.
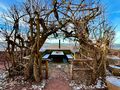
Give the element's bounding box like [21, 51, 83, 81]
[70, 60, 73, 79]
[59, 39, 61, 49]
[45, 60, 48, 79]
[74, 52, 75, 59]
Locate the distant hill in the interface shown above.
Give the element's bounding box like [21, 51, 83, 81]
[110, 44, 120, 50]
[0, 41, 120, 51]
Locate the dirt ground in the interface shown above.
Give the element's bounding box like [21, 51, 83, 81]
[0, 52, 108, 90]
[0, 59, 72, 90]
[0, 51, 71, 90]
[0, 62, 108, 90]
[44, 64, 72, 90]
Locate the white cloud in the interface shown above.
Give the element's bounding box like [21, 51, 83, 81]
[114, 30, 120, 44]
[107, 16, 120, 44]
[0, 2, 7, 11]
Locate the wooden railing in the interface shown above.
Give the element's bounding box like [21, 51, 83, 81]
[69, 58, 94, 79]
[23, 56, 49, 79]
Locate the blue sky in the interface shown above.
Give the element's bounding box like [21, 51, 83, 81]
[101, 0, 120, 44]
[0, 0, 120, 44]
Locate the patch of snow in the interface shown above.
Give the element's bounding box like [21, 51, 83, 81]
[32, 80, 46, 90]
[0, 87, 3, 90]
[22, 87, 27, 90]
[73, 86, 82, 90]
[69, 79, 106, 90]
[106, 76, 120, 87]
[95, 79, 105, 88]
[32, 85, 41, 90]
[57, 65, 61, 68]
[107, 55, 120, 60]
[109, 65, 120, 69]
[69, 80, 76, 86]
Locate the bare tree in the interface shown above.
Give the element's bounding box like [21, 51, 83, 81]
[55, 0, 115, 85]
[0, 0, 115, 84]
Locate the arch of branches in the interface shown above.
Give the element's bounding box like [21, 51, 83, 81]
[0, 0, 115, 84]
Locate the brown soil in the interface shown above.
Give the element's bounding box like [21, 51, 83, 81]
[44, 67, 71, 90]
[0, 53, 72, 90]
[0, 51, 108, 90]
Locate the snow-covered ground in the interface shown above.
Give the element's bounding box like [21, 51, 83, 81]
[106, 76, 120, 90]
[106, 76, 120, 87]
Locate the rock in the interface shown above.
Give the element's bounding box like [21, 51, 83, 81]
[0, 87, 3, 90]
[22, 87, 27, 90]
[73, 86, 81, 90]
[0, 81, 2, 86]
[69, 80, 75, 86]
[57, 65, 61, 68]
[41, 80, 46, 88]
